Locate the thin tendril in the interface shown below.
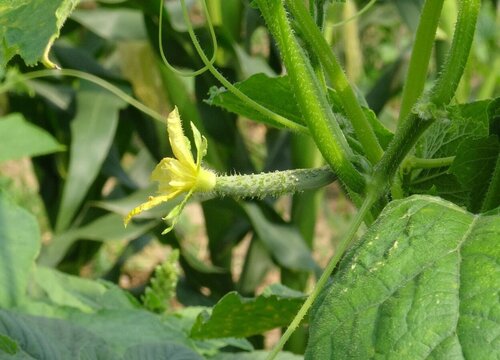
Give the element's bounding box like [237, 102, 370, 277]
[266, 191, 377, 359]
[0, 69, 166, 124]
[178, 0, 309, 133]
[331, 0, 377, 28]
[158, 0, 218, 77]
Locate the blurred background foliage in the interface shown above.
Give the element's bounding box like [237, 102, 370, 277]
[0, 0, 498, 355]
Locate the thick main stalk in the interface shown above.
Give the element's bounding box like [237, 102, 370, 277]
[256, 0, 366, 194]
[286, 0, 383, 164]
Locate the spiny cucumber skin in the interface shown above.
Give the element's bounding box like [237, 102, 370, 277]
[214, 166, 335, 199]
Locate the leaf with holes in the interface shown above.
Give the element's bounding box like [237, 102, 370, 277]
[0, 0, 79, 67]
[191, 284, 306, 339]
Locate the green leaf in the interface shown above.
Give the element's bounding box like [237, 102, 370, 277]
[209, 350, 303, 360]
[237, 236, 275, 295]
[164, 307, 254, 356]
[411, 99, 495, 206]
[416, 100, 491, 159]
[123, 343, 203, 360]
[0, 0, 79, 67]
[0, 113, 64, 163]
[31, 266, 137, 312]
[65, 306, 250, 357]
[55, 83, 126, 232]
[67, 309, 193, 353]
[241, 202, 317, 272]
[71, 9, 147, 41]
[0, 310, 119, 360]
[38, 213, 157, 267]
[206, 74, 304, 129]
[0, 191, 40, 308]
[307, 196, 500, 359]
[449, 136, 499, 212]
[190, 284, 306, 339]
[14, 300, 248, 358]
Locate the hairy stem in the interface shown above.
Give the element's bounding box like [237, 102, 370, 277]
[371, 0, 480, 190]
[430, 0, 481, 106]
[398, 0, 445, 122]
[286, 0, 383, 164]
[257, 0, 366, 194]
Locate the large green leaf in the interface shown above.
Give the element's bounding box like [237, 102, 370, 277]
[0, 0, 79, 67]
[55, 83, 126, 232]
[0, 310, 118, 360]
[209, 350, 303, 360]
[307, 196, 500, 359]
[0, 191, 40, 307]
[122, 343, 203, 360]
[66, 307, 251, 357]
[191, 284, 306, 339]
[0, 308, 212, 359]
[67, 309, 193, 353]
[0, 113, 64, 163]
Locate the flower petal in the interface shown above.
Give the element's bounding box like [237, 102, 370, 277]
[124, 192, 181, 226]
[167, 107, 195, 166]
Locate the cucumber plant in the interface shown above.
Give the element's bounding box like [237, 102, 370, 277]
[0, 0, 498, 359]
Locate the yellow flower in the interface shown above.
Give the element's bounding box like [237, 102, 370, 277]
[124, 107, 216, 233]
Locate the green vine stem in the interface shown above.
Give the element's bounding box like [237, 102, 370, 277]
[285, 0, 383, 165]
[256, 0, 366, 194]
[158, 0, 218, 77]
[162, 0, 308, 133]
[330, 0, 377, 28]
[370, 0, 480, 192]
[267, 192, 377, 360]
[430, 0, 481, 106]
[0, 69, 166, 124]
[398, 0, 445, 123]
